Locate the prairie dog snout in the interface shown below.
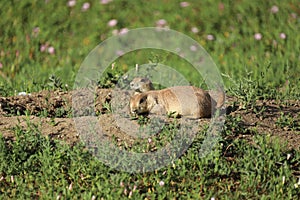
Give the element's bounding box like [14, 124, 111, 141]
[130, 86, 223, 119]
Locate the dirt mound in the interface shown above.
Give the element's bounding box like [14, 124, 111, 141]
[0, 89, 299, 150]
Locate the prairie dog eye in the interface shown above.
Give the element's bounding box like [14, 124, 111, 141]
[130, 82, 134, 87]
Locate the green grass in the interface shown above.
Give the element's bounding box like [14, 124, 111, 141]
[0, 0, 300, 199]
[0, 0, 299, 96]
[0, 117, 299, 199]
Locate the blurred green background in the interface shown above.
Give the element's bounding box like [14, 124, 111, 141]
[0, 0, 299, 95]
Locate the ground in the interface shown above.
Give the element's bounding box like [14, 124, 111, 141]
[0, 89, 299, 150]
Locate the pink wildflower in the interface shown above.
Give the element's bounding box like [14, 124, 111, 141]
[180, 2, 190, 7]
[48, 46, 55, 54]
[159, 181, 165, 186]
[32, 27, 40, 37]
[108, 19, 118, 27]
[218, 2, 225, 11]
[128, 191, 133, 198]
[207, 34, 214, 41]
[156, 19, 167, 27]
[191, 27, 199, 33]
[82, 2, 90, 11]
[123, 188, 128, 195]
[279, 33, 286, 39]
[270, 5, 279, 14]
[100, 0, 112, 4]
[40, 44, 47, 52]
[119, 28, 129, 35]
[68, 0, 76, 7]
[254, 33, 262, 40]
[190, 45, 197, 51]
[68, 183, 73, 191]
[116, 50, 124, 56]
[133, 185, 137, 191]
[290, 13, 297, 19]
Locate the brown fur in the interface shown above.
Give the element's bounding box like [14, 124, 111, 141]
[130, 86, 224, 119]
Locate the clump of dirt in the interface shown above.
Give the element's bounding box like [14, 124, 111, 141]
[229, 98, 300, 149]
[0, 88, 112, 117]
[0, 89, 299, 150]
[0, 90, 71, 117]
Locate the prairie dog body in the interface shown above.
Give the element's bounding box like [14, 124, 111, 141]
[130, 86, 224, 119]
[130, 77, 154, 93]
[129, 77, 224, 108]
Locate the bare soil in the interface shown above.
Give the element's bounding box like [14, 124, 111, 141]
[0, 89, 299, 150]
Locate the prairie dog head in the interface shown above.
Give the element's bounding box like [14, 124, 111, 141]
[129, 92, 156, 115]
[130, 77, 154, 93]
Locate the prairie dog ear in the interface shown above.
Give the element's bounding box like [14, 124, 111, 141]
[140, 78, 149, 83]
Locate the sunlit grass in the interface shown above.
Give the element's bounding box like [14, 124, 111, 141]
[0, 0, 299, 96]
[0, 117, 299, 199]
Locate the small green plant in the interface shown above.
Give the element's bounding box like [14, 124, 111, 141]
[49, 117, 58, 126]
[253, 104, 267, 119]
[167, 111, 179, 118]
[47, 75, 66, 90]
[223, 62, 282, 109]
[137, 115, 150, 125]
[276, 112, 299, 131]
[97, 63, 126, 89]
[101, 102, 112, 114]
[37, 108, 49, 117]
[0, 83, 12, 97]
[223, 70, 258, 109]
[55, 107, 71, 118]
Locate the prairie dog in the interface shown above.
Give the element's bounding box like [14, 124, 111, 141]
[130, 86, 224, 119]
[130, 77, 154, 93]
[129, 77, 224, 108]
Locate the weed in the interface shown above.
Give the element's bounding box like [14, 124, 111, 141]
[101, 102, 112, 114]
[223, 62, 291, 109]
[47, 75, 67, 91]
[97, 63, 125, 89]
[276, 112, 299, 131]
[137, 115, 150, 125]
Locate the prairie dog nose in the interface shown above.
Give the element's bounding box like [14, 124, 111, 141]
[131, 109, 137, 114]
